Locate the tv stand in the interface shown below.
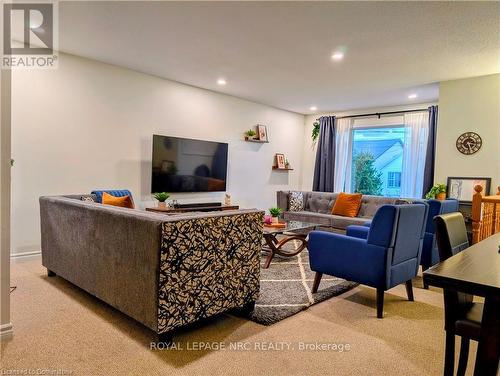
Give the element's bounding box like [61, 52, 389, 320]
[146, 203, 239, 214]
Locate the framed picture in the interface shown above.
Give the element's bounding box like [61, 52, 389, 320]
[447, 177, 491, 203]
[275, 153, 286, 169]
[257, 124, 268, 142]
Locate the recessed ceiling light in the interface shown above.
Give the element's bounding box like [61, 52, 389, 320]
[310, 106, 317, 111]
[217, 78, 226, 85]
[408, 93, 418, 99]
[331, 52, 344, 61]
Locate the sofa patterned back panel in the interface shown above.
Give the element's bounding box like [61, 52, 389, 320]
[157, 211, 263, 334]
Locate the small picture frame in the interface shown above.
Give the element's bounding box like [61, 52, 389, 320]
[447, 176, 491, 203]
[275, 153, 286, 169]
[257, 124, 268, 142]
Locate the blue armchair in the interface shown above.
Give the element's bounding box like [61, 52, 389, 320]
[309, 204, 428, 318]
[345, 199, 459, 289]
[420, 200, 459, 288]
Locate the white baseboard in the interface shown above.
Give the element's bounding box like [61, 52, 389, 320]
[11, 250, 41, 259]
[0, 322, 13, 341]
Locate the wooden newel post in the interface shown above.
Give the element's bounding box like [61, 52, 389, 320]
[471, 185, 483, 244]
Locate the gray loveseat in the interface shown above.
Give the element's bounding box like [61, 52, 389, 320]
[277, 191, 400, 231]
[40, 195, 263, 340]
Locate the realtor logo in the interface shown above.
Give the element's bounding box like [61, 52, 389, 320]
[2, 2, 58, 68]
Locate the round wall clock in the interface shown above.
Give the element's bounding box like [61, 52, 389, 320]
[456, 132, 482, 155]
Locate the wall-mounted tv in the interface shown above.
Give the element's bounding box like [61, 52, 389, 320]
[151, 135, 228, 193]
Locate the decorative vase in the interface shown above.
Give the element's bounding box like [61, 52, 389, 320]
[158, 201, 167, 208]
[437, 192, 446, 201]
[271, 216, 279, 224]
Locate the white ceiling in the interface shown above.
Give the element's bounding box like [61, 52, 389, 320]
[54, 1, 500, 114]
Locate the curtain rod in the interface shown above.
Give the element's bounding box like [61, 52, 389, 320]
[316, 108, 429, 121]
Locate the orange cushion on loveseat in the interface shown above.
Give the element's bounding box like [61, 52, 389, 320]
[331, 193, 362, 217]
[102, 192, 134, 209]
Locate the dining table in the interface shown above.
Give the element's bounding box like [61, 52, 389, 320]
[423, 232, 500, 376]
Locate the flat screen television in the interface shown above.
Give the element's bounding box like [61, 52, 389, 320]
[151, 135, 228, 193]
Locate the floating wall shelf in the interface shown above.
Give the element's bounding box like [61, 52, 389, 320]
[272, 166, 294, 171]
[245, 138, 269, 143]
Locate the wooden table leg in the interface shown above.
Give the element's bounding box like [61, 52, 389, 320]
[263, 249, 275, 269]
[473, 296, 500, 376]
[262, 234, 278, 269]
[262, 233, 308, 269]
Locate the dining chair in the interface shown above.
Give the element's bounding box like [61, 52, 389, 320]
[421, 199, 459, 289]
[434, 212, 483, 376]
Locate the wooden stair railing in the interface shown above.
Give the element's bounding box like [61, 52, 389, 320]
[471, 185, 500, 244]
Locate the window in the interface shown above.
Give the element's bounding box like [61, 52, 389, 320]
[335, 111, 430, 198]
[350, 127, 404, 198]
[387, 172, 401, 188]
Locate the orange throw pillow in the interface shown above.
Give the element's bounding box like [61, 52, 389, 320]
[331, 193, 362, 217]
[102, 192, 134, 209]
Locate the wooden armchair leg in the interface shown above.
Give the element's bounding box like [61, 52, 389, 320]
[457, 337, 470, 376]
[405, 280, 414, 301]
[312, 272, 323, 293]
[376, 288, 384, 319]
[444, 331, 455, 376]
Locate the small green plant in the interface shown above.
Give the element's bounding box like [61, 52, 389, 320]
[244, 129, 257, 138]
[153, 192, 170, 202]
[269, 207, 283, 217]
[312, 121, 320, 142]
[425, 184, 447, 199]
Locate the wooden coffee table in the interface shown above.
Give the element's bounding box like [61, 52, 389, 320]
[262, 220, 318, 269]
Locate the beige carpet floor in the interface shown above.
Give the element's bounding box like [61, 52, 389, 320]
[1, 256, 477, 376]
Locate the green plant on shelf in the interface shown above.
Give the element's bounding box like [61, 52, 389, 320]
[244, 129, 257, 139]
[425, 184, 447, 199]
[153, 192, 170, 202]
[268, 207, 283, 217]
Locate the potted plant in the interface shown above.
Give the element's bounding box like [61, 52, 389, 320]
[153, 192, 170, 208]
[268, 207, 283, 223]
[312, 121, 320, 143]
[244, 129, 257, 141]
[285, 159, 290, 169]
[425, 184, 447, 200]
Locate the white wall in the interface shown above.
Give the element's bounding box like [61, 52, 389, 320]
[300, 102, 436, 191]
[11, 53, 305, 256]
[436, 74, 500, 191]
[1, 65, 13, 340]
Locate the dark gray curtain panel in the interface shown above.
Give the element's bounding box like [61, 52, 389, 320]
[422, 106, 438, 197]
[313, 116, 336, 192]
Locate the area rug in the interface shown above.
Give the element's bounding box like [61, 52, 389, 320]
[246, 247, 358, 325]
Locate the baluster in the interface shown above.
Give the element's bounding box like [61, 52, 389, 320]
[471, 185, 483, 244]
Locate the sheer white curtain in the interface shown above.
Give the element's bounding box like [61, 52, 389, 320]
[400, 111, 430, 198]
[333, 118, 353, 192]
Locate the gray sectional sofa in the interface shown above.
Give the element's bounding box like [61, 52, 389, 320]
[277, 191, 400, 231]
[40, 195, 263, 340]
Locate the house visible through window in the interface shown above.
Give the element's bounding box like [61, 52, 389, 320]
[387, 171, 401, 188]
[350, 127, 404, 198]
